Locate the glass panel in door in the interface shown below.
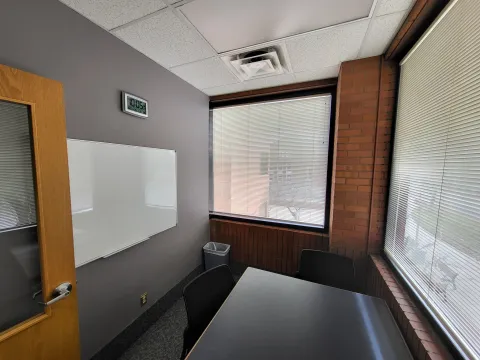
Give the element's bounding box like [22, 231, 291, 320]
[0, 100, 43, 333]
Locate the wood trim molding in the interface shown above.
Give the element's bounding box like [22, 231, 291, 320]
[385, 0, 450, 61]
[209, 78, 337, 104]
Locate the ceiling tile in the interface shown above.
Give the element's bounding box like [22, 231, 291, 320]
[180, 0, 374, 53]
[112, 10, 216, 68]
[294, 65, 340, 83]
[171, 57, 239, 89]
[242, 74, 297, 91]
[60, 0, 167, 30]
[202, 83, 247, 96]
[286, 20, 369, 72]
[376, 0, 414, 16]
[358, 12, 407, 58]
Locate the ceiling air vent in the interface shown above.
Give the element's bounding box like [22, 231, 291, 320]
[225, 47, 286, 81]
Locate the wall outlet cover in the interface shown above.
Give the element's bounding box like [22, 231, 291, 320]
[140, 292, 147, 306]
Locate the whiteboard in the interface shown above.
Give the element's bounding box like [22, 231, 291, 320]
[67, 139, 177, 267]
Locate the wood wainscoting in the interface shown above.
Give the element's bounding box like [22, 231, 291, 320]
[210, 219, 328, 275]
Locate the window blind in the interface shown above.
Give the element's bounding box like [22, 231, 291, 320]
[0, 101, 37, 231]
[211, 95, 331, 227]
[385, 0, 480, 358]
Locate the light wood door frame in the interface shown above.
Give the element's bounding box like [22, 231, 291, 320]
[0, 65, 80, 359]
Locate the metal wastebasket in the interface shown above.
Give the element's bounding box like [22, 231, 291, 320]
[203, 242, 230, 270]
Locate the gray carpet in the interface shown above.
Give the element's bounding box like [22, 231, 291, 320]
[119, 272, 243, 360]
[119, 299, 187, 360]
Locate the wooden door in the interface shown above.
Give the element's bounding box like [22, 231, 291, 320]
[0, 65, 80, 359]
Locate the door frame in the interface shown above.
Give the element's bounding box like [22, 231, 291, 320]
[0, 64, 80, 359]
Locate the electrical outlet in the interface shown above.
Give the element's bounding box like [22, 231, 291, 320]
[140, 292, 147, 306]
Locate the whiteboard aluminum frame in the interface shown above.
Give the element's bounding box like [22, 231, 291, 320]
[68, 139, 177, 267]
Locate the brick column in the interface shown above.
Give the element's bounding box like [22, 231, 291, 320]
[329, 56, 398, 290]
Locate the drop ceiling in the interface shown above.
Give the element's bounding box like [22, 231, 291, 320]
[180, 0, 374, 53]
[59, 0, 415, 96]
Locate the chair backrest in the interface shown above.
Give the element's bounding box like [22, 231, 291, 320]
[297, 250, 355, 291]
[183, 265, 235, 337]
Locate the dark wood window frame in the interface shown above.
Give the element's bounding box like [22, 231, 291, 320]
[209, 81, 337, 234]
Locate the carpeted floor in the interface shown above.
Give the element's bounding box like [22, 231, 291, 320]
[118, 272, 243, 360]
[119, 299, 187, 360]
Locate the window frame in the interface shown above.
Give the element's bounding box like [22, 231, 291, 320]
[383, 252, 468, 360]
[382, 1, 477, 358]
[384, 116, 472, 359]
[209, 87, 336, 233]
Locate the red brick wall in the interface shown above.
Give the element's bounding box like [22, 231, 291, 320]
[329, 56, 398, 289]
[332, 58, 454, 359]
[368, 255, 453, 360]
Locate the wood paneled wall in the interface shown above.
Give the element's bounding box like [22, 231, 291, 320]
[210, 219, 328, 275]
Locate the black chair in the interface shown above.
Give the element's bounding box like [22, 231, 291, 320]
[181, 265, 235, 359]
[296, 250, 356, 292]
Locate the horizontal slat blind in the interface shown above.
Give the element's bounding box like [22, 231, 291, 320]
[385, 0, 480, 358]
[211, 95, 331, 227]
[0, 101, 37, 231]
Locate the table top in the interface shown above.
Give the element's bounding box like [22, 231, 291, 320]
[186, 267, 412, 360]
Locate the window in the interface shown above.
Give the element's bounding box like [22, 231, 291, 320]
[210, 94, 332, 228]
[385, 0, 480, 358]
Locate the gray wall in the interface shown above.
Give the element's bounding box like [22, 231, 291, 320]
[0, 0, 209, 358]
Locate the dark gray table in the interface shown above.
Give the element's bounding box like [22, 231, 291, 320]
[186, 267, 412, 360]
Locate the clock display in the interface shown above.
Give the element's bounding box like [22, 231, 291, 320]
[122, 92, 148, 118]
[128, 97, 147, 115]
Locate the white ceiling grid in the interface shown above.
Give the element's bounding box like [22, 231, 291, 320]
[170, 57, 239, 89]
[179, 0, 375, 53]
[285, 20, 370, 72]
[358, 11, 408, 58]
[293, 65, 341, 84]
[59, 0, 415, 95]
[242, 73, 297, 91]
[112, 9, 216, 68]
[375, 0, 416, 16]
[60, 0, 168, 30]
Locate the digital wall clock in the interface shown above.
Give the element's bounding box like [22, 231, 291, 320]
[122, 92, 148, 118]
